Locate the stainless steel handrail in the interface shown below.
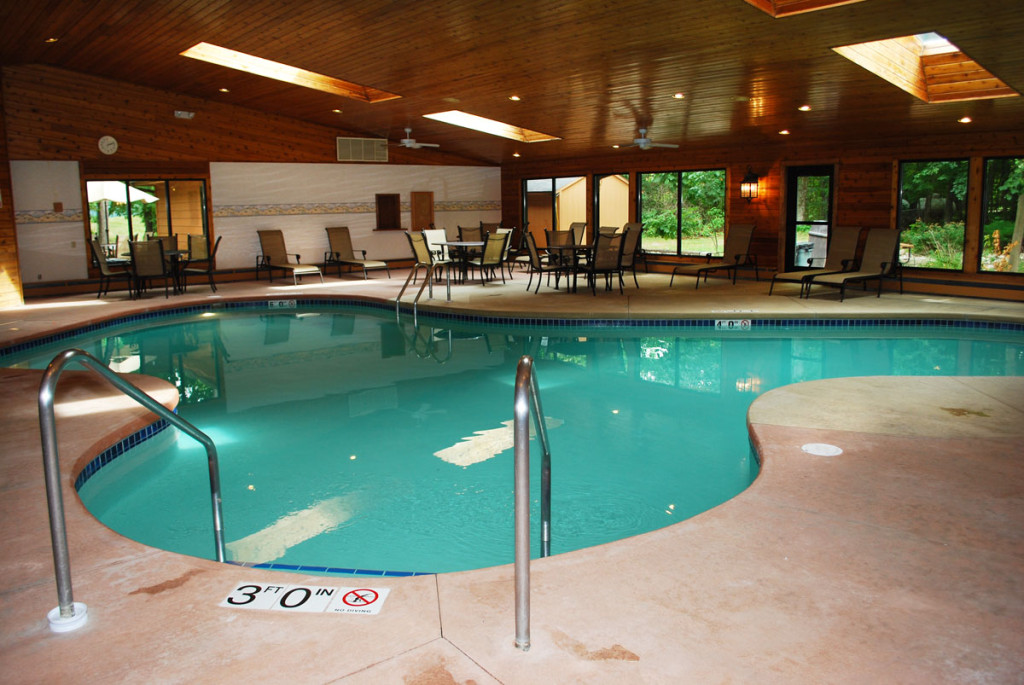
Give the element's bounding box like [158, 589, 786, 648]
[513, 355, 552, 651]
[395, 262, 447, 325]
[38, 348, 227, 623]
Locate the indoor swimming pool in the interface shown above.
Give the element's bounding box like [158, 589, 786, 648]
[5, 305, 1022, 575]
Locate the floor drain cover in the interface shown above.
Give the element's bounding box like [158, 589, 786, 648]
[801, 443, 843, 457]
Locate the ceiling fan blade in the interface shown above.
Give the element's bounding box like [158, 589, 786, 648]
[650, 142, 679, 149]
[418, 142, 440, 148]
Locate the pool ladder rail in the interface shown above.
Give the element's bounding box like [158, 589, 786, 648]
[513, 355, 553, 651]
[395, 261, 448, 324]
[38, 348, 227, 633]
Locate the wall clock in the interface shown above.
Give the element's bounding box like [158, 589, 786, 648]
[98, 135, 118, 155]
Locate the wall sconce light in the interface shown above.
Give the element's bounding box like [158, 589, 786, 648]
[740, 166, 759, 201]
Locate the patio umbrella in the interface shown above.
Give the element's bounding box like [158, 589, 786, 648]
[87, 181, 159, 245]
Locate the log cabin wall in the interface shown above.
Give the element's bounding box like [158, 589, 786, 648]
[0, 82, 22, 306]
[501, 130, 1024, 300]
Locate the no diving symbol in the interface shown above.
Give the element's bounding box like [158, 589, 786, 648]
[343, 589, 379, 607]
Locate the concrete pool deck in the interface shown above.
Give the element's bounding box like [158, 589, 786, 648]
[1, 272, 1022, 683]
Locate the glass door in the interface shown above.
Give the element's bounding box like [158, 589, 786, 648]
[784, 165, 834, 271]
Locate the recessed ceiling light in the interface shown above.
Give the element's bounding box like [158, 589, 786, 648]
[44, 37, 59, 43]
[958, 116, 972, 123]
[332, 108, 342, 113]
[673, 92, 685, 99]
[513, 152, 521, 157]
[423, 110, 560, 142]
[798, 104, 812, 111]
[218, 87, 230, 93]
[508, 95, 521, 101]
[779, 129, 791, 135]
[612, 144, 621, 149]
[180, 42, 401, 103]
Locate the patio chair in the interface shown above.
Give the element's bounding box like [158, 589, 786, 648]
[669, 223, 757, 288]
[619, 222, 643, 287]
[467, 230, 510, 285]
[423, 228, 450, 262]
[406, 230, 451, 284]
[182, 234, 222, 293]
[524, 233, 566, 293]
[324, 226, 390, 279]
[805, 228, 902, 301]
[89, 239, 132, 298]
[769, 226, 862, 297]
[129, 239, 171, 299]
[585, 228, 626, 295]
[256, 229, 323, 285]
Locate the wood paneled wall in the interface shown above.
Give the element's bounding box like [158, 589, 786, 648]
[0, 83, 23, 307]
[2, 65, 483, 167]
[501, 131, 1024, 299]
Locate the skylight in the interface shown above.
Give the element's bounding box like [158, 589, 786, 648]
[180, 43, 401, 103]
[833, 33, 1019, 103]
[423, 111, 560, 143]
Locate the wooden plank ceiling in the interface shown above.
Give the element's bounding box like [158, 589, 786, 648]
[1, 0, 1021, 166]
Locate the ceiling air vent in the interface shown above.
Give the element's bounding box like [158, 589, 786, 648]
[336, 137, 388, 162]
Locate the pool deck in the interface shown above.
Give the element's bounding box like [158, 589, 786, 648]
[1, 271, 1022, 683]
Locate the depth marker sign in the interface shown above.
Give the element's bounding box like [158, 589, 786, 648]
[220, 582, 389, 615]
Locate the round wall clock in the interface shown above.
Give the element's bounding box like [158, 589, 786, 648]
[98, 135, 118, 155]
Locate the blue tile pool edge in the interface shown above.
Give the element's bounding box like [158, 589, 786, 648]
[3, 296, 1022, 360]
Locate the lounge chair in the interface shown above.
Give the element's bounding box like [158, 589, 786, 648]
[669, 223, 757, 288]
[256, 229, 323, 285]
[89, 239, 132, 297]
[182, 235, 222, 293]
[769, 225, 861, 297]
[324, 226, 390, 279]
[805, 228, 902, 301]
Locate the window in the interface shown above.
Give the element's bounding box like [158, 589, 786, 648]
[897, 159, 968, 270]
[522, 176, 586, 241]
[87, 179, 208, 256]
[980, 157, 1024, 274]
[638, 170, 725, 256]
[595, 173, 629, 230]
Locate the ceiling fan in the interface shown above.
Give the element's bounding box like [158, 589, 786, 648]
[625, 127, 678, 150]
[396, 127, 439, 149]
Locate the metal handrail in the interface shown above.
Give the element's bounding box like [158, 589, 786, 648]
[513, 355, 552, 651]
[38, 348, 226, 625]
[395, 262, 448, 325]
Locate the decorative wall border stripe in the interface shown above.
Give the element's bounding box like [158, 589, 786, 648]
[213, 200, 500, 218]
[15, 209, 84, 224]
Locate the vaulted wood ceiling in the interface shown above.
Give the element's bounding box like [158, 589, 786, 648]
[1, 0, 1021, 166]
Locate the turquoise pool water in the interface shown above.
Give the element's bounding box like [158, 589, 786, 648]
[6, 306, 1022, 575]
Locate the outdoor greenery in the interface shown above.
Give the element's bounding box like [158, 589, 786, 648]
[898, 160, 969, 269]
[980, 157, 1024, 273]
[898, 157, 1023, 272]
[640, 170, 725, 254]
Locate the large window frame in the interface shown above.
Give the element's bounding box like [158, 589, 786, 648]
[637, 169, 726, 257]
[897, 158, 969, 271]
[85, 177, 210, 260]
[979, 156, 1024, 274]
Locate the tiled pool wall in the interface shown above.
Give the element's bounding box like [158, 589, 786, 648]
[3, 296, 1023, 360]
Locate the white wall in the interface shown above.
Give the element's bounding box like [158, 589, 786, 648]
[8, 160, 502, 283]
[11, 161, 89, 282]
[210, 162, 501, 269]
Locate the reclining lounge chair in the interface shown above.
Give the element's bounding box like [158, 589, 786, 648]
[324, 226, 390, 279]
[257, 229, 323, 285]
[769, 225, 861, 297]
[805, 228, 902, 301]
[670, 223, 757, 288]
